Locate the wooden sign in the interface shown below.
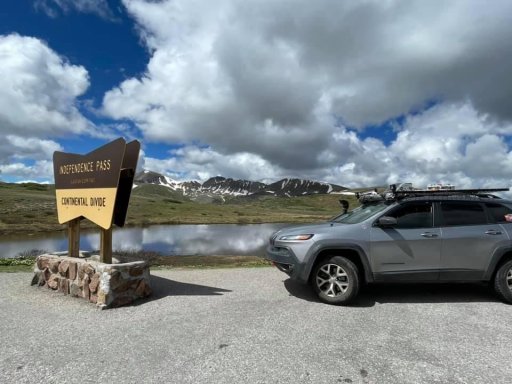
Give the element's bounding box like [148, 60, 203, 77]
[113, 140, 140, 227]
[53, 138, 140, 229]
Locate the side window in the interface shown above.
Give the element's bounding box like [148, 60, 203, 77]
[486, 203, 512, 223]
[386, 202, 433, 229]
[441, 202, 487, 226]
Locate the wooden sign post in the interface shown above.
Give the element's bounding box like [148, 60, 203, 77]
[53, 138, 140, 262]
[100, 228, 113, 264]
[68, 218, 80, 258]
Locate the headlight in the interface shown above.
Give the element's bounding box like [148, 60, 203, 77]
[278, 234, 314, 241]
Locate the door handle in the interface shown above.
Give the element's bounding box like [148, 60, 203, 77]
[485, 229, 502, 235]
[421, 232, 438, 238]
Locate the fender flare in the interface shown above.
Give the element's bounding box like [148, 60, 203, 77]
[483, 246, 512, 280]
[304, 243, 374, 283]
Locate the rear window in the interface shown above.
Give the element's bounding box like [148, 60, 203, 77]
[486, 203, 512, 223]
[440, 202, 487, 226]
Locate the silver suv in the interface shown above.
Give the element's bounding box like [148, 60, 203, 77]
[266, 188, 512, 305]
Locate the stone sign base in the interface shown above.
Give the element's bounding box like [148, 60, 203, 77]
[32, 252, 152, 309]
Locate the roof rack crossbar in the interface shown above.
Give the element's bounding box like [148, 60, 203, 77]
[355, 185, 509, 204]
[394, 188, 509, 195]
[390, 188, 509, 201]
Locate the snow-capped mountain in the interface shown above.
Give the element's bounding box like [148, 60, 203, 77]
[201, 176, 266, 196]
[135, 171, 179, 188]
[134, 171, 347, 198]
[256, 178, 346, 197]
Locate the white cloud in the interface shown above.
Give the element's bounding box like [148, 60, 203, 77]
[0, 160, 54, 180]
[141, 102, 512, 191]
[144, 146, 281, 182]
[0, 34, 102, 182]
[34, 0, 117, 20]
[15, 180, 50, 185]
[0, 135, 60, 182]
[463, 135, 512, 180]
[388, 103, 512, 182]
[336, 103, 512, 189]
[101, 0, 512, 189]
[0, 136, 62, 163]
[0, 34, 91, 137]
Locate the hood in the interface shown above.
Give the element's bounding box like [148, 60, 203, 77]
[272, 222, 342, 237]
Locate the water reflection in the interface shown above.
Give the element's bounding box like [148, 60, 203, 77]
[0, 223, 290, 258]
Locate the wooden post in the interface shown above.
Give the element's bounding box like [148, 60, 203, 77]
[100, 227, 112, 264]
[68, 218, 80, 258]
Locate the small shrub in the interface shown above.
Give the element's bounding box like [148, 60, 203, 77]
[0, 256, 37, 266]
[163, 198, 183, 204]
[23, 183, 47, 191]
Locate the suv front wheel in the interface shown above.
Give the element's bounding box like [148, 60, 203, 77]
[494, 259, 512, 304]
[312, 256, 360, 305]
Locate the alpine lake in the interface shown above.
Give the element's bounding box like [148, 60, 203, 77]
[0, 223, 291, 259]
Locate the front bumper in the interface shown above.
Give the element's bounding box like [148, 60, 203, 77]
[265, 245, 301, 278]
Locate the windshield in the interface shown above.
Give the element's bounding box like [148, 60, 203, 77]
[331, 202, 389, 224]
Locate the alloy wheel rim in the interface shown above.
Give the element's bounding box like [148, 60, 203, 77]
[316, 263, 349, 297]
[507, 268, 512, 292]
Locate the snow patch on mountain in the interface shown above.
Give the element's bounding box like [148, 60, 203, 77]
[134, 172, 347, 198]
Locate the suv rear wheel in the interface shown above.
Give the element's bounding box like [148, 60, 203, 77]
[494, 259, 512, 304]
[312, 256, 359, 305]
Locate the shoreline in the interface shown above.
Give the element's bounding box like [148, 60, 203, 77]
[0, 254, 272, 272]
[0, 217, 319, 237]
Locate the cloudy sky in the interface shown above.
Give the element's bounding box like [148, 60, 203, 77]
[1, 0, 512, 188]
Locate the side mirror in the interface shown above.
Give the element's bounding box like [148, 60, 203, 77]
[376, 216, 397, 227]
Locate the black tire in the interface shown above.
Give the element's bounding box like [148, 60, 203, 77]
[494, 259, 512, 304]
[311, 256, 360, 305]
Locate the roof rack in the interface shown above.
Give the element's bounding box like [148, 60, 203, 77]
[390, 185, 509, 200]
[356, 185, 509, 204]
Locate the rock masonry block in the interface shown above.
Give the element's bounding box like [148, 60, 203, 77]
[32, 253, 152, 309]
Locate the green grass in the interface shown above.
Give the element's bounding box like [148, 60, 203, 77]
[0, 257, 36, 266]
[0, 252, 271, 272]
[0, 182, 60, 234]
[0, 256, 36, 272]
[0, 182, 360, 235]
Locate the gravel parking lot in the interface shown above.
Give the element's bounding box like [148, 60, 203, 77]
[1, 267, 511, 384]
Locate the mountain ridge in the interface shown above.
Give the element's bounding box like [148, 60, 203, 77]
[134, 170, 347, 198]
